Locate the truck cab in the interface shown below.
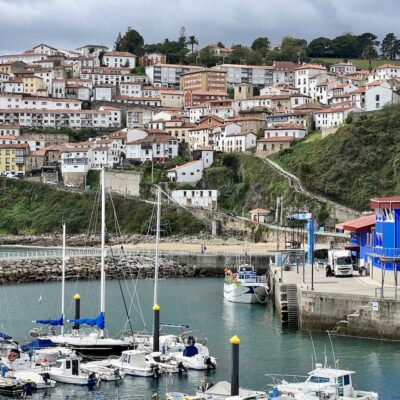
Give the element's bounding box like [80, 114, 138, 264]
[328, 250, 353, 277]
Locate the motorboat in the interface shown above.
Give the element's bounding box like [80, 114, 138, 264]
[81, 359, 125, 381]
[224, 265, 269, 304]
[109, 349, 162, 378]
[146, 351, 187, 374]
[11, 370, 56, 390]
[169, 336, 217, 370]
[166, 393, 202, 400]
[0, 377, 24, 396]
[275, 363, 379, 399]
[49, 354, 99, 386]
[196, 380, 267, 399]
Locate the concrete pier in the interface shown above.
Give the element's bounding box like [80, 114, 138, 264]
[270, 264, 400, 340]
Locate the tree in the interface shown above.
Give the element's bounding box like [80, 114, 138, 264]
[98, 50, 106, 67]
[380, 33, 400, 60]
[307, 37, 334, 57]
[251, 37, 270, 52]
[230, 45, 251, 64]
[114, 27, 144, 55]
[357, 33, 379, 56]
[178, 26, 188, 64]
[187, 35, 199, 53]
[279, 36, 308, 62]
[217, 42, 225, 48]
[199, 46, 218, 67]
[332, 33, 358, 58]
[362, 44, 378, 72]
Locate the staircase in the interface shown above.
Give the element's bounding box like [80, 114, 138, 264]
[280, 284, 299, 328]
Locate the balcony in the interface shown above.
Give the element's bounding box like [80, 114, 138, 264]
[365, 245, 400, 259]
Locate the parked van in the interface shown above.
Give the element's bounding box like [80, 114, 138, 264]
[328, 250, 353, 277]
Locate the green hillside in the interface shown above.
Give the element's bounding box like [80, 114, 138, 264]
[0, 179, 203, 236]
[311, 58, 400, 70]
[271, 105, 400, 211]
[199, 153, 329, 224]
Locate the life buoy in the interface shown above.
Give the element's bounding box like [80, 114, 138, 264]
[7, 352, 18, 362]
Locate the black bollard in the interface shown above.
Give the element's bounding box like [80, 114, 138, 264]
[153, 304, 160, 352]
[73, 293, 81, 330]
[230, 335, 240, 396]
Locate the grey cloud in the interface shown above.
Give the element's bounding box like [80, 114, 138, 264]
[0, 0, 399, 53]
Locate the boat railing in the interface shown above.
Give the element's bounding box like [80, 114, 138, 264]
[265, 373, 308, 386]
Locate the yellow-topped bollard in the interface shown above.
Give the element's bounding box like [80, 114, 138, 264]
[73, 293, 81, 330]
[74, 293, 81, 300]
[153, 304, 160, 352]
[152, 304, 160, 311]
[230, 335, 240, 345]
[230, 335, 240, 396]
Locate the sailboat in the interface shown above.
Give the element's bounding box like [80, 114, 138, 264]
[35, 167, 131, 357]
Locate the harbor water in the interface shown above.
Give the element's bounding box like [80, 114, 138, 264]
[0, 277, 398, 399]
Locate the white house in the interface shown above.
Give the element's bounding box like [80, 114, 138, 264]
[330, 62, 356, 75]
[365, 82, 400, 111]
[61, 145, 90, 186]
[171, 189, 218, 210]
[167, 159, 204, 183]
[223, 132, 257, 153]
[75, 45, 109, 58]
[314, 106, 361, 131]
[295, 64, 327, 95]
[376, 64, 400, 81]
[264, 124, 306, 139]
[126, 134, 179, 163]
[215, 64, 273, 87]
[213, 122, 242, 151]
[3, 79, 23, 94]
[32, 44, 59, 56]
[93, 86, 114, 102]
[103, 52, 136, 69]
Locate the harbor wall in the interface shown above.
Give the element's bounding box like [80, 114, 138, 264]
[0, 253, 271, 284]
[299, 289, 400, 340]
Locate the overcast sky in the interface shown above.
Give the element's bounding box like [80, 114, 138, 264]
[0, 0, 399, 54]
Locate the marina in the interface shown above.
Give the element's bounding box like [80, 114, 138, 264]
[0, 278, 397, 399]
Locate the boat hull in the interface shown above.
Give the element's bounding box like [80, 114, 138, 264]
[224, 283, 268, 304]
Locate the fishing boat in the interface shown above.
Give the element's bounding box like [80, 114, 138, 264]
[272, 363, 379, 399]
[109, 349, 162, 378]
[224, 265, 269, 304]
[49, 354, 99, 386]
[35, 169, 131, 357]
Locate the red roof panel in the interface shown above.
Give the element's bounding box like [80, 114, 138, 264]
[342, 213, 375, 233]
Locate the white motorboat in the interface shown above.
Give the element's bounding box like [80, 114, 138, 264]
[81, 359, 125, 381]
[49, 354, 99, 386]
[166, 393, 202, 400]
[109, 349, 162, 378]
[196, 380, 267, 399]
[11, 370, 56, 390]
[33, 346, 73, 365]
[146, 351, 187, 374]
[169, 337, 217, 370]
[224, 265, 269, 304]
[275, 363, 379, 399]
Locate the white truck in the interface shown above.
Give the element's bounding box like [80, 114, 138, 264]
[327, 250, 353, 277]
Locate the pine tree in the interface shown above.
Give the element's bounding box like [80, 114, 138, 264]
[114, 32, 122, 51]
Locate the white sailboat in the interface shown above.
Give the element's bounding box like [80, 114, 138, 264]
[37, 168, 130, 357]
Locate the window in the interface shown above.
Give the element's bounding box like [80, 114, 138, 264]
[343, 375, 350, 386]
[375, 94, 380, 101]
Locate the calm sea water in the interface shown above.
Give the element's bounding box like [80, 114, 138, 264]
[0, 277, 398, 399]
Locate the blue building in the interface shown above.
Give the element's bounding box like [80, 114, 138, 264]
[344, 197, 400, 283]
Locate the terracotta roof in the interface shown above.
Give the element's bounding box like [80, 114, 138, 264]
[104, 51, 136, 57]
[127, 134, 173, 145]
[167, 159, 201, 172]
[370, 197, 400, 210]
[342, 213, 375, 233]
[257, 137, 294, 142]
[0, 143, 29, 149]
[377, 63, 400, 69]
[295, 63, 326, 71]
[266, 123, 304, 130]
[273, 61, 298, 71]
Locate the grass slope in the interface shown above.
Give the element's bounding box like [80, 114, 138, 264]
[271, 105, 400, 211]
[0, 179, 203, 235]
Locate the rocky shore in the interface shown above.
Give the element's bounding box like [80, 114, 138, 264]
[0, 254, 224, 285]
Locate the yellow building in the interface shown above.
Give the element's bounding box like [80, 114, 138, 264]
[0, 143, 29, 175]
[160, 89, 184, 109]
[180, 68, 227, 92]
[22, 75, 47, 96]
[0, 61, 27, 74]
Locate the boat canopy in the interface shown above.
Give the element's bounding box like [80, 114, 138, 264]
[21, 338, 56, 352]
[0, 331, 12, 340]
[35, 315, 64, 326]
[69, 312, 105, 329]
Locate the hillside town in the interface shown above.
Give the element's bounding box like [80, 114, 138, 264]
[0, 41, 399, 191]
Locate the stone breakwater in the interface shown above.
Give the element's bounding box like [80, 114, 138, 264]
[0, 255, 224, 285]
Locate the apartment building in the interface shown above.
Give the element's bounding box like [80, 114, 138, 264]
[180, 68, 227, 92]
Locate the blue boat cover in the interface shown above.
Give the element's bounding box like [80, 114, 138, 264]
[69, 312, 105, 329]
[35, 315, 64, 326]
[183, 344, 198, 357]
[21, 339, 55, 352]
[0, 331, 12, 340]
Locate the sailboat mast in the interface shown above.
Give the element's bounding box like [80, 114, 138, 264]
[61, 223, 66, 335]
[100, 167, 106, 337]
[153, 185, 161, 306]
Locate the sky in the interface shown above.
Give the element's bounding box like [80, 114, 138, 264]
[0, 0, 399, 54]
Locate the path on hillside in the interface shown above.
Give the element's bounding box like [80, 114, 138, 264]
[263, 158, 360, 221]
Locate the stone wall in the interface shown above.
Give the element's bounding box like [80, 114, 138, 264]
[105, 170, 142, 197]
[298, 289, 400, 340]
